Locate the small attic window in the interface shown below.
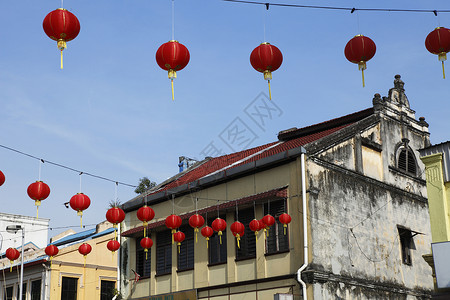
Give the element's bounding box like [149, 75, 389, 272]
[397, 148, 417, 176]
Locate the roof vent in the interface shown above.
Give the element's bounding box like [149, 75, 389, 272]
[277, 127, 298, 141]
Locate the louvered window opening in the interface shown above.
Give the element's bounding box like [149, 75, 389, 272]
[208, 215, 227, 265]
[156, 230, 172, 275]
[136, 239, 151, 278]
[177, 225, 194, 271]
[398, 227, 412, 265]
[235, 207, 256, 260]
[398, 149, 416, 175]
[264, 199, 290, 254]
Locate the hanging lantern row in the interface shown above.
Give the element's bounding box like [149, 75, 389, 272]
[230, 221, 245, 248]
[165, 214, 182, 244]
[0, 170, 5, 186]
[201, 226, 214, 248]
[5, 248, 20, 272]
[189, 214, 205, 243]
[211, 217, 227, 244]
[78, 243, 92, 267]
[140, 237, 153, 260]
[137, 205, 155, 238]
[43, 8, 80, 69]
[173, 231, 185, 253]
[45, 244, 59, 268]
[27, 181, 50, 219]
[70, 193, 91, 228]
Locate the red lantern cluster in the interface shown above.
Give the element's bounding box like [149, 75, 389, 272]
[250, 42, 283, 100]
[78, 243, 92, 267]
[201, 226, 214, 248]
[212, 218, 227, 244]
[173, 231, 185, 253]
[279, 213, 292, 235]
[230, 221, 245, 248]
[425, 27, 450, 79]
[137, 205, 155, 237]
[189, 214, 205, 243]
[5, 248, 20, 272]
[140, 237, 153, 260]
[45, 244, 59, 268]
[107, 240, 120, 253]
[0, 170, 5, 186]
[344, 35, 377, 87]
[165, 214, 182, 243]
[70, 193, 91, 228]
[156, 40, 190, 101]
[43, 8, 80, 69]
[27, 181, 51, 218]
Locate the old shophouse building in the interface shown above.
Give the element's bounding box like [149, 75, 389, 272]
[120, 75, 433, 299]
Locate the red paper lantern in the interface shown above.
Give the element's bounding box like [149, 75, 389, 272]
[189, 214, 205, 243]
[70, 193, 91, 228]
[156, 40, 190, 100]
[344, 35, 376, 87]
[262, 214, 275, 238]
[78, 243, 92, 266]
[201, 226, 214, 248]
[165, 214, 182, 243]
[45, 244, 59, 268]
[279, 213, 292, 235]
[230, 221, 245, 248]
[425, 27, 450, 79]
[173, 231, 185, 253]
[140, 237, 153, 260]
[0, 170, 5, 186]
[27, 181, 51, 218]
[250, 42, 283, 100]
[5, 248, 20, 272]
[107, 240, 120, 253]
[106, 207, 125, 227]
[43, 8, 80, 69]
[212, 218, 227, 244]
[137, 205, 155, 237]
[249, 219, 262, 241]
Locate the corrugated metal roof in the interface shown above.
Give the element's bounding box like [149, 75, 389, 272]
[52, 228, 96, 247]
[420, 141, 450, 182]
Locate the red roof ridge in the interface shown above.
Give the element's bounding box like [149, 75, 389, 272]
[278, 107, 374, 141]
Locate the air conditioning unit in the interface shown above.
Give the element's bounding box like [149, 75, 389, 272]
[274, 293, 293, 300]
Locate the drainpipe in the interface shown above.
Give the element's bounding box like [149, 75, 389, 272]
[296, 152, 308, 300]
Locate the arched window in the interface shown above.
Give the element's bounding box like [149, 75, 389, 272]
[397, 147, 417, 176]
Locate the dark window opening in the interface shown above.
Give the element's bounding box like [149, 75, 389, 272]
[136, 238, 151, 278]
[61, 277, 78, 300]
[264, 199, 290, 255]
[100, 280, 116, 300]
[16, 283, 26, 300]
[4, 286, 13, 300]
[398, 148, 416, 175]
[177, 225, 194, 271]
[31, 280, 41, 300]
[235, 207, 256, 260]
[208, 215, 227, 265]
[156, 230, 172, 275]
[398, 227, 413, 265]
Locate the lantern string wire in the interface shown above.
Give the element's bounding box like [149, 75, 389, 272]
[172, 0, 175, 41]
[79, 172, 83, 194]
[0, 144, 137, 188]
[222, 0, 450, 13]
[38, 159, 42, 182]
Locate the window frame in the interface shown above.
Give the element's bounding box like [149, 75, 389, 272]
[30, 279, 41, 300]
[177, 225, 195, 272]
[135, 238, 152, 278]
[100, 280, 116, 300]
[61, 276, 78, 300]
[156, 229, 172, 276]
[264, 199, 290, 255]
[398, 226, 413, 266]
[234, 207, 256, 261]
[208, 215, 227, 266]
[396, 146, 417, 176]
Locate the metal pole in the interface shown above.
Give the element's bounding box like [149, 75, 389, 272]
[19, 228, 24, 300]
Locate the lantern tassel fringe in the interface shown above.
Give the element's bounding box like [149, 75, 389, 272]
[442, 61, 446, 79]
[268, 80, 272, 100]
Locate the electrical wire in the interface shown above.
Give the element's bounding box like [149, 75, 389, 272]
[0, 144, 137, 188]
[222, 0, 450, 14]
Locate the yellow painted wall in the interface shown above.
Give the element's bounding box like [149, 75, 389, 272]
[127, 158, 305, 299]
[420, 153, 450, 243]
[49, 231, 117, 300]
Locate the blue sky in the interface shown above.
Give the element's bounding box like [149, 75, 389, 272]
[0, 0, 449, 240]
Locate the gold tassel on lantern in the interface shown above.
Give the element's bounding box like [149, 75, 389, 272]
[439, 52, 447, 79]
[57, 39, 67, 70]
[218, 231, 223, 244]
[77, 210, 83, 228]
[171, 229, 176, 244]
[283, 224, 287, 235]
[206, 237, 209, 249]
[168, 69, 177, 101]
[35, 200, 41, 219]
[236, 234, 241, 249]
[194, 228, 199, 243]
[143, 221, 148, 238]
[358, 61, 367, 87]
[263, 70, 273, 100]
[9, 261, 13, 272]
[145, 248, 148, 260]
